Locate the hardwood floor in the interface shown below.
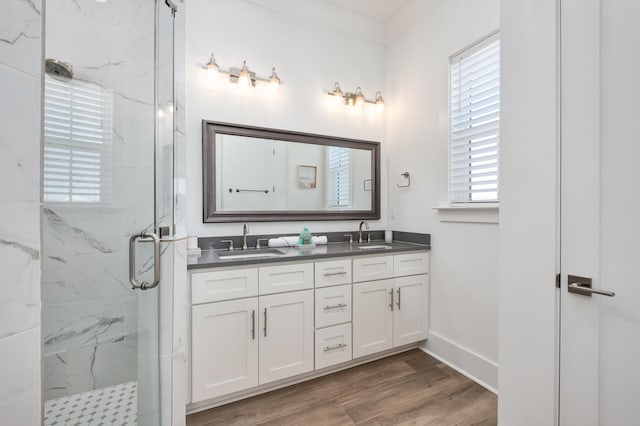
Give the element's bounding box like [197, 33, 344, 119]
[186, 349, 497, 426]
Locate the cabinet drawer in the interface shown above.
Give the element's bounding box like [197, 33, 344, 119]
[394, 252, 429, 277]
[353, 256, 394, 282]
[191, 268, 258, 304]
[315, 323, 352, 370]
[315, 284, 352, 328]
[315, 258, 352, 288]
[259, 263, 314, 295]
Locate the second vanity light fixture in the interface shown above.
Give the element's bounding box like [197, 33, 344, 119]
[204, 53, 281, 89]
[328, 82, 384, 111]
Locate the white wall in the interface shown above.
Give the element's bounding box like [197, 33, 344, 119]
[498, 0, 559, 424]
[0, 0, 42, 424]
[386, 0, 500, 390]
[185, 0, 388, 238]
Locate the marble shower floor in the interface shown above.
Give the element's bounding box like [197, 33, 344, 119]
[44, 381, 137, 425]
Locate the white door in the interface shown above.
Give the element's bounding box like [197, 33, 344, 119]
[393, 275, 428, 347]
[191, 298, 259, 403]
[560, 1, 640, 425]
[259, 290, 314, 384]
[353, 279, 394, 358]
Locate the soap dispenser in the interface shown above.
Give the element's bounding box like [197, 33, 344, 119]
[299, 227, 312, 245]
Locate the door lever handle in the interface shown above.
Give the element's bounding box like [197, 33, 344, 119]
[567, 275, 615, 297]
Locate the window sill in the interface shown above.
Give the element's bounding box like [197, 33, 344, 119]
[433, 205, 499, 224]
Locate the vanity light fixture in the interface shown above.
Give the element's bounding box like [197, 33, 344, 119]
[327, 82, 384, 109]
[204, 53, 282, 88]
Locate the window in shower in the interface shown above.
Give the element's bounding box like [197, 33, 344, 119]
[43, 77, 113, 203]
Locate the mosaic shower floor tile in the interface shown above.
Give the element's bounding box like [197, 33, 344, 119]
[44, 381, 137, 425]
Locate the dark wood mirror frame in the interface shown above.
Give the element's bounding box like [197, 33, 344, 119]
[202, 120, 381, 223]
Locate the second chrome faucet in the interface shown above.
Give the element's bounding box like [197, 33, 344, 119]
[358, 220, 370, 243]
[242, 223, 249, 250]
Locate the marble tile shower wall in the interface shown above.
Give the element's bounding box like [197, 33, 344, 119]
[0, 0, 42, 424]
[42, 0, 156, 400]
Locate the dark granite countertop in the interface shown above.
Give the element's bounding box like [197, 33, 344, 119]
[187, 240, 430, 270]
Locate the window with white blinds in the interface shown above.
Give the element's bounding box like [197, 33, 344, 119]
[327, 146, 350, 208]
[450, 32, 500, 203]
[44, 77, 113, 203]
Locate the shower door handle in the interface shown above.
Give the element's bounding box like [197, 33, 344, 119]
[129, 231, 161, 290]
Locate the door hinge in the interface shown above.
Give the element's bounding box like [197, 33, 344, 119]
[556, 273, 561, 288]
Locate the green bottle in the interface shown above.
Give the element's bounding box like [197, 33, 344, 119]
[299, 227, 312, 245]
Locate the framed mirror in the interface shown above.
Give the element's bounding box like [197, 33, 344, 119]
[202, 120, 381, 222]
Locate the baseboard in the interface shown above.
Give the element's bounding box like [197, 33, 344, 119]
[421, 331, 498, 394]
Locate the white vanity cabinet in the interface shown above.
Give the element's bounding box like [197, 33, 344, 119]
[189, 250, 429, 409]
[353, 252, 429, 358]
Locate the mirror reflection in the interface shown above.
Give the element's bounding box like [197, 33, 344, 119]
[215, 135, 372, 212]
[203, 121, 380, 222]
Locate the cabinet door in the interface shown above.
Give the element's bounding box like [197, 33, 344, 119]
[259, 290, 314, 384]
[393, 275, 428, 347]
[352, 279, 394, 358]
[191, 298, 259, 403]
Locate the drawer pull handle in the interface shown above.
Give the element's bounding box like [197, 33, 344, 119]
[324, 303, 347, 310]
[323, 271, 347, 277]
[324, 343, 347, 352]
[396, 288, 401, 310]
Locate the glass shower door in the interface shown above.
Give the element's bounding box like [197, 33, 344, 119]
[42, 0, 172, 424]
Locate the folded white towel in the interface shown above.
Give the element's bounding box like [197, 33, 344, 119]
[268, 235, 328, 248]
[268, 236, 299, 247]
[312, 236, 328, 245]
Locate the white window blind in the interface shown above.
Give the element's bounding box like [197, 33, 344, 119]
[450, 32, 500, 203]
[44, 77, 113, 203]
[327, 146, 350, 208]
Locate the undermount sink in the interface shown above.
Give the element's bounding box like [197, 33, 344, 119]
[218, 248, 287, 260]
[358, 244, 393, 250]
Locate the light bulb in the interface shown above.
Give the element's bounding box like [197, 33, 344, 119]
[375, 91, 384, 112]
[332, 82, 344, 106]
[238, 61, 252, 87]
[205, 53, 219, 82]
[355, 87, 364, 108]
[269, 67, 280, 91]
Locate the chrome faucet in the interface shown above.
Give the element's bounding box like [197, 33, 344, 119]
[358, 221, 370, 243]
[242, 223, 249, 250]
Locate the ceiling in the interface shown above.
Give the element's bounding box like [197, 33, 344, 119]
[320, 0, 412, 23]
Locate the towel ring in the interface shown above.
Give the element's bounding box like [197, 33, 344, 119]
[397, 172, 411, 188]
